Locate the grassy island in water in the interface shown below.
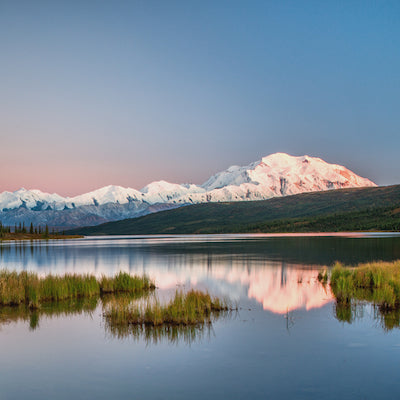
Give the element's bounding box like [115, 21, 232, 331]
[318, 260, 400, 330]
[320, 260, 400, 310]
[104, 289, 232, 327]
[0, 270, 231, 334]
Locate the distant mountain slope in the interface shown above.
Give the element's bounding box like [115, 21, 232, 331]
[0, 153, 375, 227]
[68, 185, 400, 235]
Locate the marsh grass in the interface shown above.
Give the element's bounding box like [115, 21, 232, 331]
[0, 271, 235, 341]
[328, 260, 400, 310]
[0, 289, 233, 343]
[0, 270, 155, 308]
[99, 272, 155, 294]
[104, 289, 234, 328]
[319, 260, 400, 330]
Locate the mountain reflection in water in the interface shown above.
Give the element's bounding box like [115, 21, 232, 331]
[241, 267, 332, 313]
[0, 240, 334, 313]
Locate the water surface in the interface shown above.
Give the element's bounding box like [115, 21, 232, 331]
[1, 234, 400, 399]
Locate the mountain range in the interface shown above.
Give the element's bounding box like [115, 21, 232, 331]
[67, 184, 400, 235]
[0, 153, 376, 228]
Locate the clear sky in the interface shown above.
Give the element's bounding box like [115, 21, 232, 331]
[1, 0, 399, 196]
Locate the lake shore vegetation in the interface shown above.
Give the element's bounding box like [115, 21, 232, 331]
[104, 289, 234, 327]
[0, 271, 155, 308]
[322, 260, 400, 310]
[0, 270, 232, 332]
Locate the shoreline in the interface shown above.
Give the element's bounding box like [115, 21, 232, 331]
[2, 231, 400, 241]
[0, 233, 84, 241]
[66, 231, 400, 238]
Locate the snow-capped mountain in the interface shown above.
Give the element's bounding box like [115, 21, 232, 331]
[0, 153, 376, 228]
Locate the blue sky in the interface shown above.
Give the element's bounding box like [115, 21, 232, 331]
[1, 0, 399, 195]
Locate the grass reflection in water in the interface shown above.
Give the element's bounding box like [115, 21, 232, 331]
[103, 290, 234, 344]
[0, 296, 99, 331]
[0, 274, 234, 344]
[334, 301, 400, 331]
[319, 260, 400, 331]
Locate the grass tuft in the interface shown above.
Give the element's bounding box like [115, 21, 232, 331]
[104, 289, 234, 327]
[318, 261, 400, 330]
[0, 270, 155, 308]
[329, 260, 400, 310]
[99, 272, 155, 294]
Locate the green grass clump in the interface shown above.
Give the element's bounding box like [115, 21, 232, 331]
[38, 274, 99, 303]
[0, 270, 155, 309]
[104, 289, 233, 327]
[99, 272, 155, 293]
[329, 260, 400, 310]
[319, 261, 400, 330]
[0, 271, 26, 306]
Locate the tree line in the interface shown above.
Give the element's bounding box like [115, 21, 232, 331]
[0, 221, 62, 238]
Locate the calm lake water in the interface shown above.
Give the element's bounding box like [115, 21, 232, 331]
[1, 233, 400, 400]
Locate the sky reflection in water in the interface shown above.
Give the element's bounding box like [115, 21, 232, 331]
[1, 235, 400, 399]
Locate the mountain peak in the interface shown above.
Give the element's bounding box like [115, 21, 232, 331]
[0, 153, 376, 227]
[261, 152, 320, 165]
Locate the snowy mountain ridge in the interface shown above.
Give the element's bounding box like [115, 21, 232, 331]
[0, 153, 376, 227]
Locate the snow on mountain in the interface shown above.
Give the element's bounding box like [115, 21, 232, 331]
[0, 188, 65, 211]
[139, 181, 205, 204]
[202, 161, 259, 190]
[0, 153, 376, 227]
[68, 185, 142, 207]
[202, 153, 375, 196]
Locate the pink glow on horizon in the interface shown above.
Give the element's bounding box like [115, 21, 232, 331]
[0, 161, 192, 197]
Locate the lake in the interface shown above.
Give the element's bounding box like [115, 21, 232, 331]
[1, 233, 400, 399]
